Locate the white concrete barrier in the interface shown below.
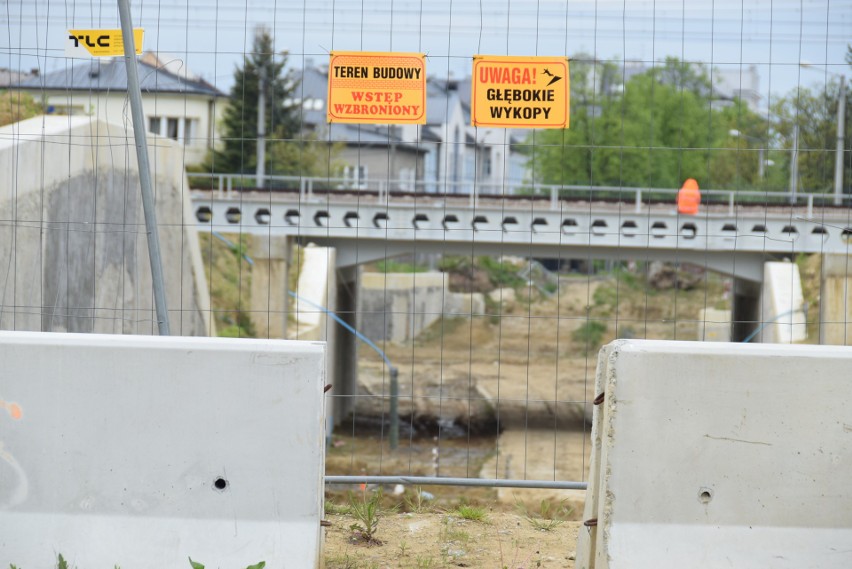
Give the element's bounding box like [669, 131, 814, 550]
[577, 340, 852, 569]
[0, 331, 326, 568]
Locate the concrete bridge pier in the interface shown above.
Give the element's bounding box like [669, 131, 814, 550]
[820, 254, 852, 345]
[333, 265, 360, 426]
[249, 235, 291, 339]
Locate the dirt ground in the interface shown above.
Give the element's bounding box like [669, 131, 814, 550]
[322, 273, 727, 567]
[323, 509, 582, 569]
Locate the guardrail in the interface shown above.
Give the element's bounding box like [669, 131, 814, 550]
[186, 173, 846, 217]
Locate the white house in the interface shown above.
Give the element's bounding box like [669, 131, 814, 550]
[15, 54, 226, 166]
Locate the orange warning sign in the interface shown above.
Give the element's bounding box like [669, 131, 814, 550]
[471, 55, 570, 129]
[327, 51, 426, 124]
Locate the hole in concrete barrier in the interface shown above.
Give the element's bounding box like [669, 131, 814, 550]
[502, 216, 519, 231]
[343, 211, 359, 227]
[698, 488, 713, 504]
[313, 211, 330, 227]
[442, 214, 460, 230]
[751, 224, 767, 233]
[196, 206, 212, 223]
[472, 215, 488, 231]
[373, 212, 389, 228]
[621, 220, 638, 237]
[842, 228, 852, 243]
[225, 207, 241, 224]
[284, 209, 300, 225]
[721, 223, 737, 233]
[680, 222, 697, 239]
[591, 219, 607, 236]
[650, 221, 668, 238]
[781, 225, 799, 239]
[413, 213, 430, 229]
[254, 208, 271, 225]
[214, 477, 228, 491]
[531, 217, 548, 232]
[561, 218, 578, 235]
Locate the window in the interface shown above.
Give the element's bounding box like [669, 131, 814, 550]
[343, 164, 368, 189]
[167, 118, 179, 140]
[148, 117, 161, 135]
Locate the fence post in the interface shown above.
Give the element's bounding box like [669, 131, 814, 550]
[389, 366, 399, 450]
[117, 0, 170, 336]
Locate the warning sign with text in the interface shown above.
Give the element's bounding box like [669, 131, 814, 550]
[471, 55, 569, 129]
[65, 28, 144, 58]
[327, 51, 426, 124]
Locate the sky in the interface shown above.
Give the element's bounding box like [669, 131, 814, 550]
[4, 0, 851, 113]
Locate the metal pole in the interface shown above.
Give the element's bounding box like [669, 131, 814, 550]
[257, 64, 266, 189]
[834, 75, 846, 206]
[117, 0, 170, 336]
[389, 366, 399, 450]
[789, 124, 799, 205]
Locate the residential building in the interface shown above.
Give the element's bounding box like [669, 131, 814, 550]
[15, 54, 226, 165]
[293, 65, 529, 194]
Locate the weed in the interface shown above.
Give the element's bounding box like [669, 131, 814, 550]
[454, 503, 488, 522]
[403, 487, 433, 513]
[326, 499, 351, 515]
[56, 555, 69, 569]
[414, 556, 436, 568]
[515, 498, 574, 531]
[572, 320, 607, 352]
[348, 487, 384, 544]
[398, 540, 409, 557]
[325, 553, 378, 569]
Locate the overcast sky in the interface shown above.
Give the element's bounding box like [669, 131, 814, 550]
[4, 0, 851, 111]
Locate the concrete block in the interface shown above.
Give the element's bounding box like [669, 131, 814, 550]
[0, 331, 326, 567]
[761, 261, 807, 343]
[697, 308, 731, 342]
[578, 340, 852, 569]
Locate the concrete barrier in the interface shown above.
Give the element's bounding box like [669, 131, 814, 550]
[577, 340, 852, 568]
[0, 331, 326, 567]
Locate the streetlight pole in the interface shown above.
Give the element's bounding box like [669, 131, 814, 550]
[801, 63, 846, 206]
[834, 74, 846, 206]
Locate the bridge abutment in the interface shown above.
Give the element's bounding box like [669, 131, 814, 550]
[820, 254, 852, 345]
[249, 235, 290, 339]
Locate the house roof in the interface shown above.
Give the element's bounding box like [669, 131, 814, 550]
[16, 59, 225, 97]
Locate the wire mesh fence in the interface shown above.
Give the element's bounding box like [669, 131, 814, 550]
[2, 0, 851, 513]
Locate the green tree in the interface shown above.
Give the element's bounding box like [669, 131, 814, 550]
[209, 27, 300, 175]
[529, 58, 769, 192]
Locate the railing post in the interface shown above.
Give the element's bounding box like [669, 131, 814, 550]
[217, 175, 223, 199]
[728, 191, 735, 216]
[227, 175, 233, 198]
[550, 186, 557, 211]
[389, 366, 399, 450]
[807, 194, 814, 218]
[635, 189, 642, 214]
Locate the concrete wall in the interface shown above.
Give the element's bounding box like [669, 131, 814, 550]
[0, 331, 326, 567]
[359, 271, 485, 343]
[820, 254, 852, 345]
[0, 115, 211, 336]
[577, 340, 852, 568]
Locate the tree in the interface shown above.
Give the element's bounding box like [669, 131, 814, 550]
[209, 27, 300, 175]
[529, 58, 769, 192]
